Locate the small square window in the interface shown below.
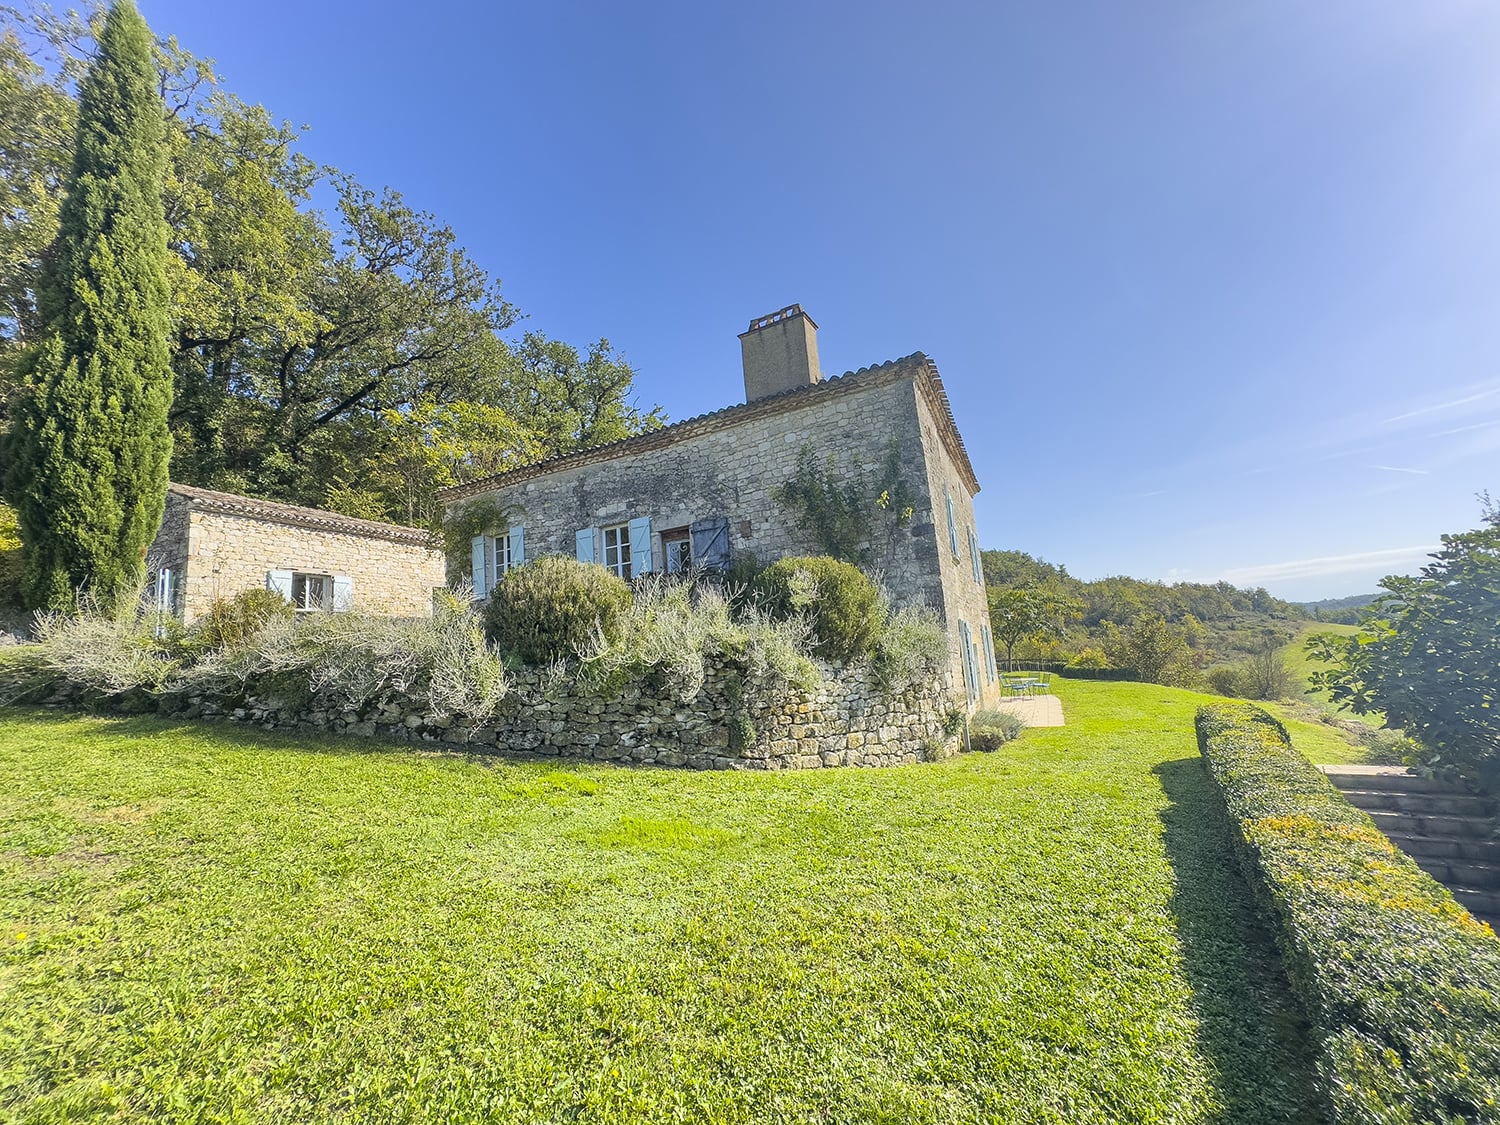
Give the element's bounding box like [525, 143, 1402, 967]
[602, 524, 632, 579]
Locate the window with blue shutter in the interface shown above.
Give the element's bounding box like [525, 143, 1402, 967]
[945, 489, 960, 559]
[689, 516, 731, 571]
[627, 516, 653, 577]
[470, 536, 487, 598]
[958, 620, 979, 704]
[507, 525, 525, 573]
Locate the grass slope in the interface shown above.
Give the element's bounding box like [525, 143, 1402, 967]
[0, 681, 1317, 1123]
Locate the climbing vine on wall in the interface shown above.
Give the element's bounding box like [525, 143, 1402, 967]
[772, 440, 914, 564]
[442, 497, 513, 577]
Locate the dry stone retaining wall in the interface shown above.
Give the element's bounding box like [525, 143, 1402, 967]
[33, 660, 959, 771]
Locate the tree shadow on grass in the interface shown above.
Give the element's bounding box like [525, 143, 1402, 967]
[1153, 756, 1325, 1125]
[0, 702, 494, 764]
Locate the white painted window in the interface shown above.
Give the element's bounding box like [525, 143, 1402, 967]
[292, 572, 332, 612]
[492, 533, 511, 586]
[601, 523, 632, 579]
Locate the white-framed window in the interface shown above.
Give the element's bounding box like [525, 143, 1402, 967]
[661, 528, 692, 574]
[292, 572, 332, 612]
[602, 523, 632, 579]
[492, 533, 511, 586]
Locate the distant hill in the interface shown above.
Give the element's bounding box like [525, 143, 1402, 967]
[980, 549, 1307, 666]
[1296, 593, 1378, 625]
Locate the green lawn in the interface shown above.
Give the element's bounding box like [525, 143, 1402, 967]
[0, 681, 1319, 1123]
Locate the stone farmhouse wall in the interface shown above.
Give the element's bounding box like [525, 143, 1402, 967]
[446, 357, 1001, 708]
[149, 488, 446, 623]
[913, 384, 1002, 705]
[31, 660, 960, 771]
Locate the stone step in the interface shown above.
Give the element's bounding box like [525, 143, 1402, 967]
[1320, 765, 1474, 796]
[1366, 809, 1497, 841]
[1449, 885, 1500, 928]
[1413, 857, 1500, 891]
[1391, 833, 1500, 865]
[1340, 788, 1496, 819]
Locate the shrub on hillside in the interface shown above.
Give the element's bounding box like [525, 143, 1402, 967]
[1066, 647, 1111, 670]
[1204, 665, 1244, 698]
[483, 556, 632, 665]
[753, 556, 883, 664]
[969, 708, 1025, 751]
[1195, 702, 1500, 1122]
[189, 588, 294, 654]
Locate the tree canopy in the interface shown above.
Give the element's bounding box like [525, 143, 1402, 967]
[0, 2, 663, 534]
[1310, 498, 1500, 785]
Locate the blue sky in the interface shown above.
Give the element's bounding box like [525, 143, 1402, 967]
[135, 0, 1500, 600]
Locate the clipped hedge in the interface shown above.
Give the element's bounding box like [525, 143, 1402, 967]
[753, 556, 882, 665]
[483, 556, 633, 665]
[1195, 702, 1500, 1123]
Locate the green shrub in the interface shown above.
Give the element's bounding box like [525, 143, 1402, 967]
[483, 556, 632, 665]
[1205, 664, 1244, 698]
[1195, 702, 1500, 1122]
[969, 708, 1025, 751]
[753, 556, 882, 664]
[189, 588, 294, 654]
[871, 603, 947, 693]
[1066, 647, 1110, 670]
[0, 501, 22, 612]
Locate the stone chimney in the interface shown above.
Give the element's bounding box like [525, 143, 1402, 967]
[739, 304, 822, 402]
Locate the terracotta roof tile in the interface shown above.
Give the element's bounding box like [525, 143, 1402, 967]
[438, 353, 980, 503]
[167, 483, 436, 547]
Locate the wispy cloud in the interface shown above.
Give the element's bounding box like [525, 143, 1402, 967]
[1221, 545, 1438, 585]
[1432, 418, 1500, 438]
[1370, 464, 1428, 475]
[1136, 489, 1168, 499]
[1382, 388, 1499, 425]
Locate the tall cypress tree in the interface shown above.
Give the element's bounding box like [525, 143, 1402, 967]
[4, 0, 172, 610]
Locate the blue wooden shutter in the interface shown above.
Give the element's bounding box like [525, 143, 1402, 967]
[959, 620, 978, 703]
[689, 516, 731, 571]
[945, 490, 959, 558]
[471, 536, 487, 598]
[508, 525, 525, 572]
[969, 527, 983, 582]
[266, 569, 293, 601]
[332, 575, 354, 613]
[981, 623, 998, 683]
[575, 528, 595, 563]
[628, 516, 653, 577]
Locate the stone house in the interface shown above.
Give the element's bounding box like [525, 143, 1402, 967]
[147, 483, 446, 624]
[439, 305, 1002, 709]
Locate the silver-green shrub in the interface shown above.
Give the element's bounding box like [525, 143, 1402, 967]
[189, 594, 506, 720]
[871, 602, 948, 694]
[33, 587, 179, 694]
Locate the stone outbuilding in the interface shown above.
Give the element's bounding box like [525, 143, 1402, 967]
[147, 483, 445, 624]
[439, 305, 1003, 709]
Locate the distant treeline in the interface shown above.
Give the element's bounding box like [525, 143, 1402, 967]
[1295, 593, 1377, 625]
[980, 549, 1307, 667]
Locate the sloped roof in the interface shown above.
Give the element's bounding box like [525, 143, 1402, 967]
[438, 352, 980, 503]
[167, 483, 436, 548]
